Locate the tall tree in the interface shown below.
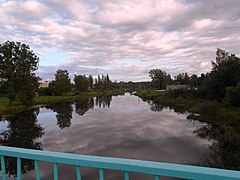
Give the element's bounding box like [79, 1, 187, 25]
[50, 69, 72, 96]
[174, 73, 190, 84]
[105, 74, 112, 89]
[190, 74, 198, 88]
[88, 74, 93, 89]
[74, 74, 89, 92]
[0, 41, 40, 105]
[149, 69, 171, 89]
[203, 49, 240, 100]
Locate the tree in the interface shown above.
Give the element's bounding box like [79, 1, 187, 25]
[174, 73, 190, 85]
[88, 75, 93, 89]
[190, 74, 198, 88]
[223, 82, 240, 107]
[203, 49, 240, 100]
[105, 74, 112, 89]
[149, 69, 171, 89]
[74, 75, 89, 92]
[94, 74, 112, 90]
[50, 69, 72, 96]
[0, 41, 40, 105]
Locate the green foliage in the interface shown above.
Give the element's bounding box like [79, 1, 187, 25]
[202, 49, 240, 100]
[174, 72, 190, 84]
[189, 74, 198, 87]
[74, 74, 89, 92]
[223, 82, 240, 107]
[94, 74, 112, 90]
[0, 41, 40, 105]
[149, 69, 172, 89]
[49, 69, 72, 96]
[89, 75, 93, 89]
[38, 87, 52, 96]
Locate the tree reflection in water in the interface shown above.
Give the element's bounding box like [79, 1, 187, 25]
[0, 108, 44, 177]
[95, 94, 112, 108]
[194, 125, 240, 170]
[95, 92, 125, 108]
[146, 99, 187, 114]
[46, 102, 73, 129]
[75, 98, 94, 116]
[147, 100, 240, 171]
[147, 100, 165, 112]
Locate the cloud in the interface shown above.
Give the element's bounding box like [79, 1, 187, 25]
[0, 0, 240, 81]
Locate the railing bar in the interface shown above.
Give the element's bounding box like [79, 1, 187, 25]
[154, 175, 160, 180]
[17, 158, 21, 180]
[54, 163, 58, 180]
[1, 146, 240, 179]
[76, 166, 81, 180]
[99, 168, 104, 180]
[1, 156, 6, 180]
[35, 160, 41, 180]
[124, 171, 129, 180]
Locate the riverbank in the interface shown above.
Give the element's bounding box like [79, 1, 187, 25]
[134, 90, 240, 127]
[0, 90, 125, 117]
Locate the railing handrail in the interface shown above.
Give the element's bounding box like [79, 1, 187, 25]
[0, 146, 240, 179]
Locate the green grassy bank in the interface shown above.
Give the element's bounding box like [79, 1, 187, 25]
[134, 90, 240, 126]
[0, 89, 125, 117]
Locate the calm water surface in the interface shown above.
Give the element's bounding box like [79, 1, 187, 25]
[0, 93, 210, 179]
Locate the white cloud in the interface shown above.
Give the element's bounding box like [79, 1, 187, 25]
[0, 0, 240, 81]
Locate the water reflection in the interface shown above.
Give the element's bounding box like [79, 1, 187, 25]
[75, 98, 94, 116]
[194, 125, 240, 170]
[146, 100, 187, 114]
[2, 93, 238, 179]
[147, 99, 240, 171]
[147, 100, 165, 112]
[0, 108, 44, 177]
[95, 93, 125, 108]
[46, 102, 73, 129]
[95, 94, 112, 108]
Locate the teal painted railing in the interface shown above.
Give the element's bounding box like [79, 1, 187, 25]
[0, 146, 240, 180]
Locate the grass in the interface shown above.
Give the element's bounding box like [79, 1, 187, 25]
[0, 97, 10, 106]
[34, 92, 98, 105]
[0, 89, 126, 117]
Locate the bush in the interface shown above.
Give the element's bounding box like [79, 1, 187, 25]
[38, 88, 52, 96]
[223, 82, 240, 107]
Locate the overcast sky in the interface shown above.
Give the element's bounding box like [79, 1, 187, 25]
[0, 0, 240, 81]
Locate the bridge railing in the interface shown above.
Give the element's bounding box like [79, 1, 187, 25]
[0, 146, 240, 180]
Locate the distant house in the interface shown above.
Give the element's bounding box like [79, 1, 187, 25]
[166, 84, 190, 91]
[39, 81, 49, 88]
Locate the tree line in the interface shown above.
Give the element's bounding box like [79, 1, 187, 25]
[149, 69, 204, 89]
[0, 41, 152, 105]
[46, 69, 113, 96]
[1, 41, 240, 108]
[149, 48, 240, 107]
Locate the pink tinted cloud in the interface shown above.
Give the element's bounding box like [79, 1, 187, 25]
[0, 0, 240, 81]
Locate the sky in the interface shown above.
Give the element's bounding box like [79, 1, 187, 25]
[0, 0, 240, 82]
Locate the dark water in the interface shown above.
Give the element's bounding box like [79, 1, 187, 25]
[0, 93, 212, 179]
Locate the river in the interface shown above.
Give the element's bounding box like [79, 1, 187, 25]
[0, 93, 211, 179]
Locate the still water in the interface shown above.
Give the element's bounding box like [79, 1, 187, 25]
[0, 93, 210, 179]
